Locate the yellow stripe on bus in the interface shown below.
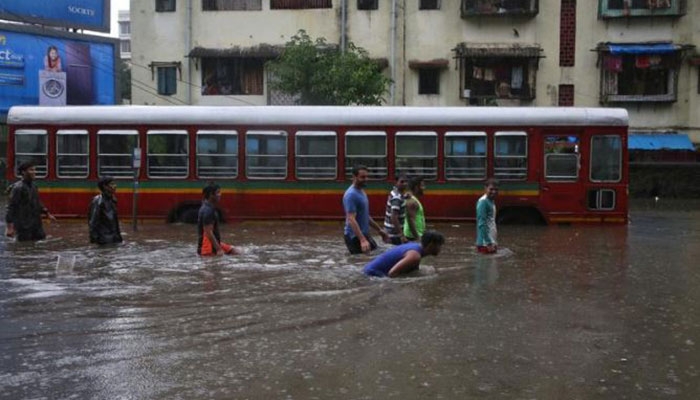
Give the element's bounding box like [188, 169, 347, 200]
[40, 187, 539, 196]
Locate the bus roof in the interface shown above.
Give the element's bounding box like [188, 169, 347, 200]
[7, 106, 629, 127]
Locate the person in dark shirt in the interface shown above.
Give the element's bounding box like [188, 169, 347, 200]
[5, 162, 55, 241]
[88, 176, 123, 245]
[197, 183, 237, 256]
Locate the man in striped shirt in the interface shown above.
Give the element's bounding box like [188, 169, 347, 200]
[383, 174, 409, 245]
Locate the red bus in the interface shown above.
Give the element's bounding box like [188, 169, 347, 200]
[6, 106, 628, 224]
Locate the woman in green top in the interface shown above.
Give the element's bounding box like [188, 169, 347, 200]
[404, 177, 426, 241]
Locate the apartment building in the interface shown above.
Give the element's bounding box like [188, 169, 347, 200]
[131, 0, 700, 142]
[119, 9, 131, 61]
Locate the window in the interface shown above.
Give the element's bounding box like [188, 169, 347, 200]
[157, 66, 177, 95]
[246, 131, 287, 179]
[345, 131, 387, 179]
[201, 58, 264, 95]
[395, 132, 437, 180]
[120, 40, 131, 54]
[156, 0, 176, 12]
[56, 130, 88, 178]
[494, 132, 527, 180]
[420, 0, 440, 10]
[296, 131, 337, 180]
[588, 189, 616, 211]
[544, 135, 579, 181]
[14, 129, 47, 178]
[455, 44, 541, 105]
[203, 0, 262, 11]
[147, 130, 189, 178]
[445, 132, 486, 180]
[119, 22, 130, 35]
[590, 136, 621, 182]
[461, 0, 538, 16]
[418, 69, 440, 95]
[358, 0, 378, 10]
[270, 0, 332, 9]
[98, 130, 139, 178]
[600, 52, 679, 103]
[197, 130, 238, 178]
[462, 59, 534, 103]
[600, 0, 685, 18]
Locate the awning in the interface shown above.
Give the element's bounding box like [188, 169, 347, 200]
[408, 59, 450, 69]
[454, 43, 543, 58]
[598, 42, 682, 55]
[629, 134, 695, 151]
[188, 44, 283, 59]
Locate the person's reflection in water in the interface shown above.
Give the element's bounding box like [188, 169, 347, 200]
[473, 254, 499, 289]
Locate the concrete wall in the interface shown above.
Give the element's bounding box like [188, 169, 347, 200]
[131, 0, 700, 142]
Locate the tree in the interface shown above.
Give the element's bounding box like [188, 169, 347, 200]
[118, 59, 131, 103]
[267, 30, 390, 105]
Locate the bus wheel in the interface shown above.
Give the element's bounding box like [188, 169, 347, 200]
[497, 207, 545, 225]
[168, 206, 200, 224]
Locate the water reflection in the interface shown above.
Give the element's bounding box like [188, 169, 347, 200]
[1, 211, 699, 399]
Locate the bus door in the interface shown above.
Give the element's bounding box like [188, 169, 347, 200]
[540, 133, 583, 214]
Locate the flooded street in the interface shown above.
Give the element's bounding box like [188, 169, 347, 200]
[2, 207, 700, 399]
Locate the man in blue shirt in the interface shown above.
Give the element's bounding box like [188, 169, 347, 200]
[363, 230, 444, 278]
[476, 179, 498, 254]
[343, 165, 389, 254]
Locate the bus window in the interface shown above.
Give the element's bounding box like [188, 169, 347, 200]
[345, 131, 387, 179]
[445, 132, 486, 180]
[147, 130, 189, 178]
[246, 130, 287, 179]
[14, 129, 48, 178]
[395, 131, 437, 179]
[544, 135, 579, 181]
[197, 130, 238, 178]
[56, 130, 89, 178]
[98, 130, 139, 178]
[295, 131, 337, 180]
[494, 131, 527, 180]
[590, 136, 621, 182]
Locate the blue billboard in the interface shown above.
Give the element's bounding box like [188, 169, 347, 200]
[0, 27, 117, 116]
[0, 1, 110, 33]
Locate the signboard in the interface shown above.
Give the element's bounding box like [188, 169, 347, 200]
[132, 148, 141, 168]
[0, 24, 118, 117]
[0, 1, 110, 33]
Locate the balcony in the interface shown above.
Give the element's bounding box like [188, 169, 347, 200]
[461, 0, 538, 18]
[598, 0, 686, 19]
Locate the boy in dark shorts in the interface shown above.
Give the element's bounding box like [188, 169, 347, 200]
[197, 183, 237, 256]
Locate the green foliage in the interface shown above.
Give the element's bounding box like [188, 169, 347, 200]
[118, 59, 131, 102]
[267, 30, 390, 105]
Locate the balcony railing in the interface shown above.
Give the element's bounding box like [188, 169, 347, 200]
[461, 0, 538, 18]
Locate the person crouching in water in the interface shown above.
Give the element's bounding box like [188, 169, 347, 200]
[476, 179, 498, 254]
[198, 183, 237, 256]
[363, 231, 444, 278]
[88, 176, 123, 244]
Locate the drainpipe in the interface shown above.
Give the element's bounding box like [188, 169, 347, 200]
[340, 0, 347, 52]
[185, 0, 193, 104]
[390, 0, 397, 105]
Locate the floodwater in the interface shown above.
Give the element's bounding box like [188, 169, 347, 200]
[1, 205, 700, 399]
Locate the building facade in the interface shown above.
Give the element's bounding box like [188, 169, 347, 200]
[131, 0, 700, 142]
[118, 9, 131, 61]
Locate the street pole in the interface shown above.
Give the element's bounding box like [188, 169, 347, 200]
[132, 148, 141, 231]
[132, 172, 138, 231]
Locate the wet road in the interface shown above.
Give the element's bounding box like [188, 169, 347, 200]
[1, 207, 700, 399]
